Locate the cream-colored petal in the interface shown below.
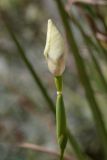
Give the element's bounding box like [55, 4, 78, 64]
[44, 19, 66, 76]
[44, 19, 52, 58]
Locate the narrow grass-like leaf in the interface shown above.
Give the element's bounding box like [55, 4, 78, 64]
[66, 12, 107, 60]
[68, 14, 107, 92]
[72, 0, 107, 5]
[1, 13, 55, 114]
[86, 16, 107, 60]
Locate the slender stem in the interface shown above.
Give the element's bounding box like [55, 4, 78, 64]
[1, 10, 89, 160]
[55, 76, 63, 92]
[83, 12, 107, 60]
[72, 0, 107, 5]
[67, 13, 107, 92]
[0, 142, 72, 160]
[54, 0, 107, 159]
[55, 76, 67, 160]
[1, 12, 55, 114]
[67, 129, 89, 160]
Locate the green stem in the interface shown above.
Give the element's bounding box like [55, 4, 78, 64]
[54, 0, 107, 159]
[55, 76, 67, 160]
[55, 76, 63, 92]
[2, 11, 89, 160]
[55, 76, 87, 160]
[69, 14, 107, 92]
[56, 94, 67, 160]
[2, 14, 55, 114]
[67, 129, 89, 160]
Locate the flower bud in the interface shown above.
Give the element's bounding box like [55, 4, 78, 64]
[44, 19, 66, 76]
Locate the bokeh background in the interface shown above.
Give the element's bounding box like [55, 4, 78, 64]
[0, 0, 107, 160]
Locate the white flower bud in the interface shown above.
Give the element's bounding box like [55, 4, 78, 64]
[44, 19, 66, 76]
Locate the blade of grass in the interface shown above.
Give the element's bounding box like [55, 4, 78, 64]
[86, 43, 107, 92]
[71, 4, 107, 60]
[67, 13, 107, 92]
[54, 0, 107, 159]
[67, 10, 107, 61]
[82, 12, 107, 60]
[1, 12, 89, 160]
[1, 12, 55, 114]
[67, 129, 88, 160]
[72, 0, 107, 5]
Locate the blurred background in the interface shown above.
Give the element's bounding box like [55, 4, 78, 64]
[0, 0, 107, 160]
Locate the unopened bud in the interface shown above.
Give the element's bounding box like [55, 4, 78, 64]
[44, 19, 66, 76]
